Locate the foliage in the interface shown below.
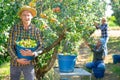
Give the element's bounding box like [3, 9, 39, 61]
[111, 0, 120, 26]
[0, 0, 107, 79]
[33, 0, 106, 54]
[108, 16, 118, 27]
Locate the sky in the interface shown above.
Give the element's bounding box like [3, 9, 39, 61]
[105, 0, 113, 17]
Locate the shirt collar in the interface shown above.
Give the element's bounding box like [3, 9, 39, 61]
[19, 22, 32, 30]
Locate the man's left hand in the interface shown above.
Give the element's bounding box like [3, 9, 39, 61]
[20, 49, 34, 56]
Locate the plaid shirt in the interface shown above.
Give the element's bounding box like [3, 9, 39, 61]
[89, 44, 104, 61]
[7, 23, 43, 66]
[98, 23, 108, 38]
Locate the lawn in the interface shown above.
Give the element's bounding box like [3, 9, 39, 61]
[0, 62, 10, 80]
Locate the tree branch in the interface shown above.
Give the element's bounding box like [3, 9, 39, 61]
[39, 29, 66, 55]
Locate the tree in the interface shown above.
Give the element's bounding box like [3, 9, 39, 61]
[0, 0, 106, 79]
[111, 0, 120, 26]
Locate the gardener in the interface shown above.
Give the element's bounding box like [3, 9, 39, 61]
[94, 17, 109, 57]
[7, 5, 43, 80]
[85, 38, 106, 71]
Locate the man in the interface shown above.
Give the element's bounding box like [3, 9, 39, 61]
[85, 38, 106, 78]
[8, 5, 43, 80]
[94, 17, 109, 56]
[85, 38, 105, 70]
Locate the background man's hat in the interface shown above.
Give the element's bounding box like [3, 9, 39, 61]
[18, 5, 37, 17]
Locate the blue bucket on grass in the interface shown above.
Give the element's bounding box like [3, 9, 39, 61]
[58, 54, 77, 73]
[112, 54, 120, 64]
[93, 68, 105, 78]
[16, 45, 37, 60]
[60, 78, 69, 80]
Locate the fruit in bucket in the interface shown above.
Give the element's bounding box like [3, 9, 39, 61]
[16, 39, 37, 60]
[16, 39, 37, 48]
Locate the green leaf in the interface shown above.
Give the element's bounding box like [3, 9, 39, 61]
[0, 0, 3, 3]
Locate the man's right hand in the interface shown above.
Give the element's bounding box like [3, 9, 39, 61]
[16, 59, 30, 65]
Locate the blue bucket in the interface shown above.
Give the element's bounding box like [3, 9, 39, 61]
[60, 78, 69, 80]
[58, 54, 77, 73]
[93, 68, 105, 78]
[112, 54, 120, 64]
[16, 45, 37, 60]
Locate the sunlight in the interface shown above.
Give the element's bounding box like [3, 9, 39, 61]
[105, 0, 113, 17]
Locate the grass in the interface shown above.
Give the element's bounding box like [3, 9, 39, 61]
[111, 64, 120, 76]
[107, 36, 120, 75]
[0, 62, 10, 80]
[108, 37, 120, 52]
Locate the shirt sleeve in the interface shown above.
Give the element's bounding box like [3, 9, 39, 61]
[7, 26, 18, 61]
[99, 24, 107, 30]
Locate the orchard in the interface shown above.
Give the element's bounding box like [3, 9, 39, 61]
[0, 0, 107, 79]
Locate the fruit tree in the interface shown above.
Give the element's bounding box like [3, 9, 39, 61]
[0, 0, 106, 79]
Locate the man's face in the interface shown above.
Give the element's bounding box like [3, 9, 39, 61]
[101, 19, 106, 24]
[20, 10, 33, 24]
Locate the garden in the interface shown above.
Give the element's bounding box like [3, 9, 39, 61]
[0, 0, 120, 80]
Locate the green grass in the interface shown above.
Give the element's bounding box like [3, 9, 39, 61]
[111, 64, 120, 76]
[108, 37, 120, 52]
[0, 62, 10, 79]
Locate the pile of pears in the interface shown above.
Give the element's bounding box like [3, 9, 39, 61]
[16, 39, 37, 48]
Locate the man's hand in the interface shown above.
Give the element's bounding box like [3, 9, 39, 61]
[20, 49, 34, 56]
[16, 58, 30, 65]
[94, 22, 99, 29]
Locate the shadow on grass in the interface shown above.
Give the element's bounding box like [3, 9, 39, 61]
[108, 37, 120, 53]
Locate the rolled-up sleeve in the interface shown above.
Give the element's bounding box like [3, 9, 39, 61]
[7, 27, 18, 61]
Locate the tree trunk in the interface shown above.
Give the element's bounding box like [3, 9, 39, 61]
[35, 29, 66, 80]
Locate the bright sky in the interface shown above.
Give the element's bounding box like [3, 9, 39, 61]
[105, 0, 113, 17]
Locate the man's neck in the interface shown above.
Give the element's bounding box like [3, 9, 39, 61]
[23, 22, 31, 30]
[102, 22, 106, 25]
